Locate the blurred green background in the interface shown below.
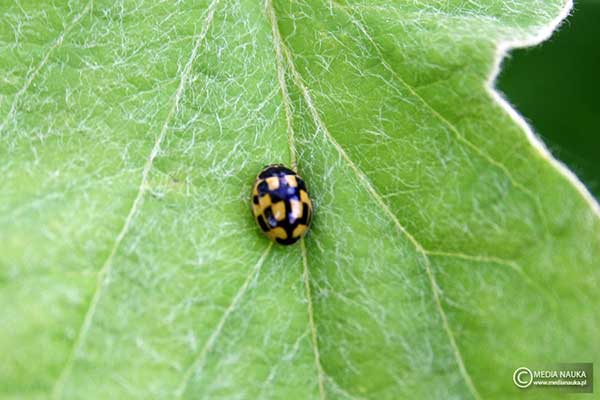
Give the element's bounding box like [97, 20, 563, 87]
[498, 0, 600, 198]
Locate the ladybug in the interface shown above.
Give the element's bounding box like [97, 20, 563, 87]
[251, 164, 313, 245]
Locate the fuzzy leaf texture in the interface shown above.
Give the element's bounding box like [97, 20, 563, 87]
[0, 0, 598, 399]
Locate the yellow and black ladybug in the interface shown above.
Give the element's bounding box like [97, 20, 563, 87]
[251, 164, 313, 245]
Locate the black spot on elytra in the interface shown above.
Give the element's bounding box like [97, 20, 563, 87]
[257, 181, 269, 194]
[263, 207, 278, 228]
[257, 215, 269, 232]
[276, 236, 300, 245]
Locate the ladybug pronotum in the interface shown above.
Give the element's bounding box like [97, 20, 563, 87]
[251, 164, 313, 245]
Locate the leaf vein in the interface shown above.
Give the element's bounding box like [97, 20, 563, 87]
[266, 0, 297, 170]
[425, 250, 553, 299]
[0, 0, 94, 134]
[301, 239, 327, 400]
[276, 15, 481, 399]
[174, 242, 274, 398]
[50, 1, 220, 397]
[332, 1, 548, 231]
[266, 2, 327, 398]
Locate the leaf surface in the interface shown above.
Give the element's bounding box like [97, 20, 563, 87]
[1, 0, 598, 399]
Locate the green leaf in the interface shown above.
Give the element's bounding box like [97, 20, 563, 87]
[1, 0, 598, 399]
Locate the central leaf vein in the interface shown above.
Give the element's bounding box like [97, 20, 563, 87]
[267, 1, 328, 397]
[268, 3, 482, 398]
